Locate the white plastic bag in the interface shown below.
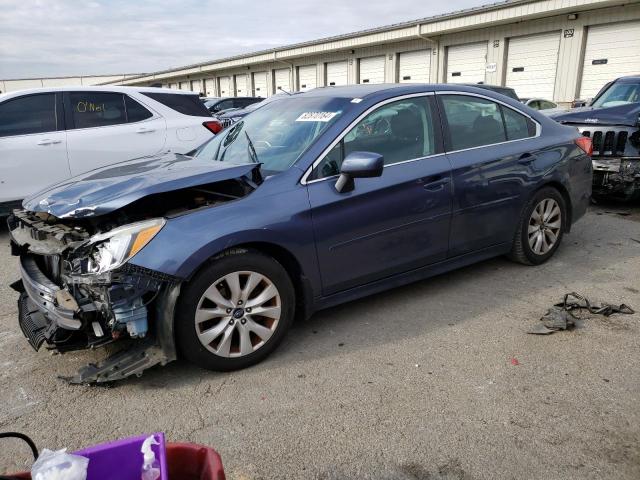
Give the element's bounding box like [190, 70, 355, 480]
[31, 448, 89, 480]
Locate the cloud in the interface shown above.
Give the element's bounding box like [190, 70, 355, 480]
[0, 0, 487, 78]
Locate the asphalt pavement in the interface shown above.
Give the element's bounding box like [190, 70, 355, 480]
[0, 203, 638, 479]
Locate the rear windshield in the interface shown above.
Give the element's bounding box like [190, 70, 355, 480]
[142, 92, 211, 117]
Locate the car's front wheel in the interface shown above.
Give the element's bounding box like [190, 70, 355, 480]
[509, 187, 566, 265]
[175, 249, 295, 371]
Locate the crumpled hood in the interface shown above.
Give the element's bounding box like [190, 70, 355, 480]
[551, 103, 640, 127]
[23, 153, 258, 218]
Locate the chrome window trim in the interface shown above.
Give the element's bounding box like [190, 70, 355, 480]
[300, 90, 542, 185]
[300, 92, 437, 185]
[435, 91, 542, 154]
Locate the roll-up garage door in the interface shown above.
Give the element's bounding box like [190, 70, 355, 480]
[399, 50, 431, 83]
[235, 74, 248, 96]
[298, 65, 317, 91]
[359, 56, 385, 84]
[252, 72, 268, 97]
[169, 83, 177, 89]
[506, 31, 560, 99]
[190, 79, 202, 93]
[446, 42, 487, 84]
[218, 76, 231, 96]
[179, 81, 189, 90]
[326, 61, 349, 86]
[579, 21, 640, 99]
[274, 68, 291, 93]
[204, 79, 215, 96]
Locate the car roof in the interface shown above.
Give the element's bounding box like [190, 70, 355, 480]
[300, 83, 524, 102]
[0, 85, 198, 99]
[615, 75, 640, 83]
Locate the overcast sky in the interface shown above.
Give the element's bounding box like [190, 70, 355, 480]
[0, 0, 489, 79]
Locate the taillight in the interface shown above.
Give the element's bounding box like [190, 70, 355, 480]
[575, 136, 593, 156]
[203, 120, 223, 134]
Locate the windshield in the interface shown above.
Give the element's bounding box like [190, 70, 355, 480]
[592, 82, 640, 108]
[195, 96, 353, 174]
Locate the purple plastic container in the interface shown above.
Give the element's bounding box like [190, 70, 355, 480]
[73, 432, 168, 480]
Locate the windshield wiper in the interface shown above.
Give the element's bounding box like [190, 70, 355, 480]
[245, 131, 260, 164]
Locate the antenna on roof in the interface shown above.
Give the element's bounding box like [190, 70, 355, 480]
[277, 86, 292, 95]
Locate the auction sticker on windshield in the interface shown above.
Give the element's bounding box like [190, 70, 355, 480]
[296, 112, 339, 122]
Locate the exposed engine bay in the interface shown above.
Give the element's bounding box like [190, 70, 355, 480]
[8, 176, 256, 384]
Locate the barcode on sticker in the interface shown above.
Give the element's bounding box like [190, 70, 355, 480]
[296, 112, 338, 122]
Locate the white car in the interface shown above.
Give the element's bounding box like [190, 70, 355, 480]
[521, 98, 568, 115]
[0, 86, 218, 214]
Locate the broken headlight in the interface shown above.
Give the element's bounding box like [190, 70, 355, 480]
[86, 218, 165, 274]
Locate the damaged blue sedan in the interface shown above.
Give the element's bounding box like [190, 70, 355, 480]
[8, 84, 592, 383]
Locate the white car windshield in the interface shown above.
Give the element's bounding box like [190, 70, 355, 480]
[591, 82, 640, 108]
[196, 96, 354, 173]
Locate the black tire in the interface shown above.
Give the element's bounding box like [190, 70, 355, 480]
[175, 248, 295, 371]
[508, 187, 567, 265]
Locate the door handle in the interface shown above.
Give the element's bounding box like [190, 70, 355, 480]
[518, 153, 537, 164]
[423, 176, 449, 192]
[36, 139, 62, 146]
[136, 127, 156, 134]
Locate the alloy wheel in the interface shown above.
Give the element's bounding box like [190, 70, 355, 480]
[528, 198, 562, 255]
[194, 271, 281, 357]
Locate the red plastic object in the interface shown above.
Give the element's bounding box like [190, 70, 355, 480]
[166, 443, 226, 480]
[8, 442, 225, 480]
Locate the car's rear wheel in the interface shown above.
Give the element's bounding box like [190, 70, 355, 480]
[509, 187, 566, 265]
[175, 249, 295, 371]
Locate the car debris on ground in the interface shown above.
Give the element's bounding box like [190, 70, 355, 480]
[528, 292, 635, 335]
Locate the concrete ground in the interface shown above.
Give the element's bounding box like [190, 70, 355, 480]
[0, 203, 638, 479]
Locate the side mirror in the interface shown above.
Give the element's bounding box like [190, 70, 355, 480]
[335, 151, 384, 193]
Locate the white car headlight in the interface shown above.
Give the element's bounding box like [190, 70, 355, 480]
[86, 218, 165, 274]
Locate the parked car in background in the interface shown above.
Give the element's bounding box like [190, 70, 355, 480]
[0, 86, 217, 215]
[551, 75, 640, 200]
[203, 97, 262, 115]
[215, 93, 298, 128]
[8, 84, 591, 382]
[464, 84, 520, 101]
[521, 98, 567, 115]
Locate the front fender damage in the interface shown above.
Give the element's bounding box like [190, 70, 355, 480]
[8, 211, 183, 384]
[63, 283, 181, 384]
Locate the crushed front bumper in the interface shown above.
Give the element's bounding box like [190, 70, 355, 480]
[592, 158, 640, 200]
[19, 255, 81, 334]
[12, 252, 181, 384]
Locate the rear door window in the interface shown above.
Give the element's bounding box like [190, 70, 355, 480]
[440, 95, 536, 150]
[440, 95, 506, 150]
[0, 93, 57, 137]
[69, 92, 126, 129]
[142, 92, 211, 116]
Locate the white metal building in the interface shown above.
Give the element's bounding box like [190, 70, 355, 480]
[0, 74, 143, 94]
[106, 0, 640, 105]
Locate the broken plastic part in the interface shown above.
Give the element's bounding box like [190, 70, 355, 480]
[113, 297, 148, 338]
[529, 292, 635, 335]
[141, 435, 161, 480]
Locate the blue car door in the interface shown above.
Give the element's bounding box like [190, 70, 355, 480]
[305, 94, 453, 296]
[437, 93, 541, 257]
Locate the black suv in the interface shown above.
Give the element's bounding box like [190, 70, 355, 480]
[552, 76, 640, 200]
